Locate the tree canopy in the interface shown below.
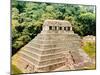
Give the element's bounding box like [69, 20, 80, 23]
[12, 0, 96, 55]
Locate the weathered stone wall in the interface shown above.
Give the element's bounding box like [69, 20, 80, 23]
[12, 20, 91, 73]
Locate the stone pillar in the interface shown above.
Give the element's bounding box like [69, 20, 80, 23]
[57, 26, 59, 30]
[70, 27, 72, 31]
[52, 26, 55, 30]
[43, 25, 49, 31]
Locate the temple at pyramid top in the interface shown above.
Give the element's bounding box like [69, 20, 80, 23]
[12, 20, 91, 73]
[42, 20, 73, 32]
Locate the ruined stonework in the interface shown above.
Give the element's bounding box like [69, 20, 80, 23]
[12, 20, 91, 73]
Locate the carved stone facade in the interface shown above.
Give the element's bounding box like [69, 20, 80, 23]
[12, 20, 91, 73]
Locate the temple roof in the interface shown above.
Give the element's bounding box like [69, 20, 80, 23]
[43, 20, 72, 27]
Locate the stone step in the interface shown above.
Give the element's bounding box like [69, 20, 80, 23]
[20, 49, 65, 61]
[24, 45, 65, 54]
[19, 53, 66, 67]
[34, 33, 80, 40]
[19, 51, 66, 62]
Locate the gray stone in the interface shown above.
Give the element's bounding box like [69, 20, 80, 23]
[12, 20, 91, 73]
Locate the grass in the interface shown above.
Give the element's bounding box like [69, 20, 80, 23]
[12, 64, 22, 74]
[82, 42, 96, 58]
[82, 42, 96, 69]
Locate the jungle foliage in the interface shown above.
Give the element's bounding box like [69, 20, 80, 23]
[12, 0, 96, 55]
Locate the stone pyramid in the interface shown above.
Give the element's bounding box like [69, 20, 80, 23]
[12, 20, 91, 73]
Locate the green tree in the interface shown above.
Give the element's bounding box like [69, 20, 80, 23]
[78, 12, 96, 36]
[11, 1, 96, 55]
